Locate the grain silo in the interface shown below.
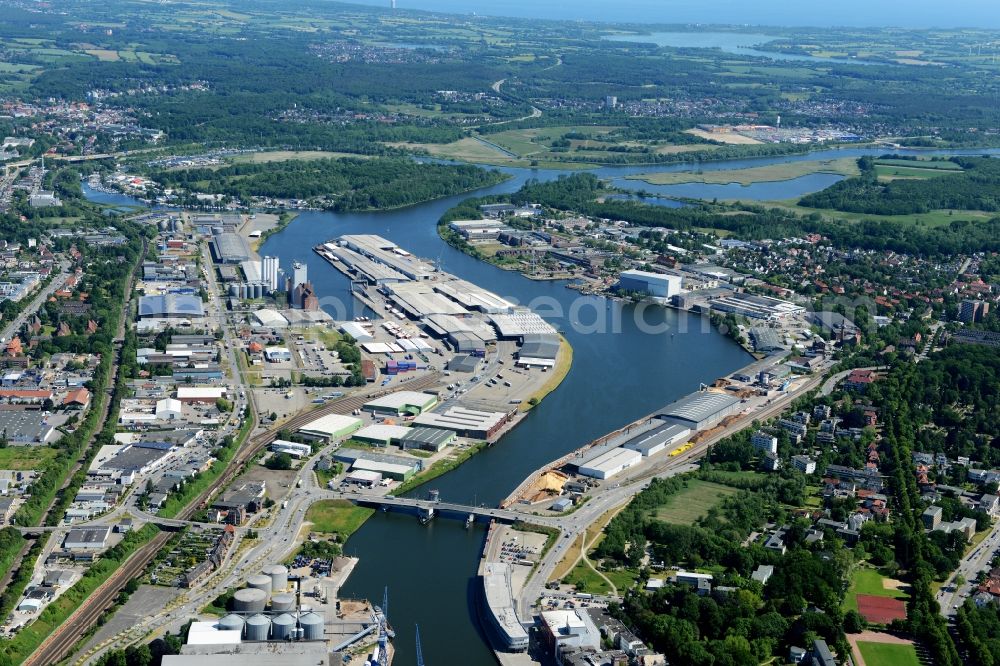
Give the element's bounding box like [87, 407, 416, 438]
[232, 588, 267, 613]
[270, 593, 295, 612]
[263, 564, 288, 592]
[271, 612, 295, 640]
[247, 574, 272, 595]
[218, 614, 245, 633]
[299, 612, 324, 641]
[244, 613, 271, 641]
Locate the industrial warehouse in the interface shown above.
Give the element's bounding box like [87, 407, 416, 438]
[658, 391, 743, 431]
[313, 235, 557, 356]
[561, 388, 745, 481]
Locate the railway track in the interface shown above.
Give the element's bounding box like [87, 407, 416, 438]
[26, 371, 443, 665]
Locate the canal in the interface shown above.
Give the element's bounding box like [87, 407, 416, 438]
[85, 145, 1000, 664]
[257, 168, 751, 666]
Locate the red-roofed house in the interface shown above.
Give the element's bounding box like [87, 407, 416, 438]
[63, 388, 91, 411]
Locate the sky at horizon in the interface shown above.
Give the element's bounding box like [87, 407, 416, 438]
[343, 0, 1000, 29]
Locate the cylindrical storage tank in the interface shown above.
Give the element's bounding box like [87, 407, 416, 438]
[264, 564, 289, 592]
[271, 612, 295, 640]
[245, 614, 271, 641]
[232, 588, 267, 613]
[240, 283, 249, 299]
[219, 614, 245, 633]
[254, 283, 263, 299]
[271, 592, 295, 612]
[228, 284, 239, 297]
[299, 612, 323, 641]
[248, 574, 272, 594]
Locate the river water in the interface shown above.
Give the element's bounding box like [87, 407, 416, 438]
[84, 144, 1000, 665]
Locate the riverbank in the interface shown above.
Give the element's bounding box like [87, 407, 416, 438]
[522, 336, 572, 412]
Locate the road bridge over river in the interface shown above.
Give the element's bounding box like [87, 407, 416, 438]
[350, 494, 561, 528]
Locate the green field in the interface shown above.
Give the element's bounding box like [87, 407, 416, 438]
[874, 164, 958, 180]
[873, 158, 962, 170]
[652, 481, 740, 525]
[304, 499, 374, 537]
[844, 568, 909, 612]
[0, 446, 57, 470]
[770, 199, 993, 228]
[857, 641, 921, 666]
[564, 558, 614, 595]
[628, 157, 859, 186]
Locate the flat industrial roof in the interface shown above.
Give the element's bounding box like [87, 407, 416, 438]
[622, 423, 690, 454]
[65, 526, 111, 544]
[413, 406, 505, 431]
[100, 445, 170, 472]
[387, 282, 468, 318]
[579, 447, 641, 473]
[353, 424, 410, 441]
[138, 294, 205, 318]
[363, 391, 437, 412]
[299, 413, 362, 436]
[346, 469, 382, 482]
[433, 279, 515, 313]
[659, 391, 742, 424]
[351, 458, 415, 476]
[163, 641, 331, 666]
[254, 309, 288, 327]
[177, 387, 227, 400]
[399, 426, 455, 445]
[488, 311, 556, 338]
[482, 562, 529, 642]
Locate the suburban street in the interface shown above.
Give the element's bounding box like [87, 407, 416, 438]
[938, 518, 1000, 617]
[0, 259, 71, 342]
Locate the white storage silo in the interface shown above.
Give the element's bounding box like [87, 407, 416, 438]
[299, 612, 323, 641]
[263, 564, 288, 592]
[244, 613, 271, 641]
[271, 612, 295, 640]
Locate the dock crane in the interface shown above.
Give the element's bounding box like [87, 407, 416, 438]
[415, 624, 425, 666]
[376, 586, 393, 666]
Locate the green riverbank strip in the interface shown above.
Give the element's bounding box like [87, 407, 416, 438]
[624, 157, 860, 186]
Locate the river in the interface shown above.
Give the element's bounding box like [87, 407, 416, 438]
[83, 145, 998, 665]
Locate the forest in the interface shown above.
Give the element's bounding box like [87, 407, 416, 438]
[446, 172, 1000, 256]
[593, 472, 850, 665]
[800, 156, 1000, 215]
[150, 158, 508, 211]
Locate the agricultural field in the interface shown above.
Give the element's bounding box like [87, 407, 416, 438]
[304, 499, 374, 537]
[767, 200, 994, 229]
[628, 157, 860, 186]
[873, 159, 963, 181]
[843, 568, 909, 613]
[651, 480, 740, 525]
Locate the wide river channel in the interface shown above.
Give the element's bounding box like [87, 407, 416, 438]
[84, 145, 999, 664]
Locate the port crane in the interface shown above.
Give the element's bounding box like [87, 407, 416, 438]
[376, 587, 393, 666]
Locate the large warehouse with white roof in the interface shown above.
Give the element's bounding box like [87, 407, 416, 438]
[297, 413, 363, 442]
[658, 391, 743, 431]
[578, 447, 642, 480]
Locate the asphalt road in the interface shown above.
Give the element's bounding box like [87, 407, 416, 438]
[938, 517, 1000, 617]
